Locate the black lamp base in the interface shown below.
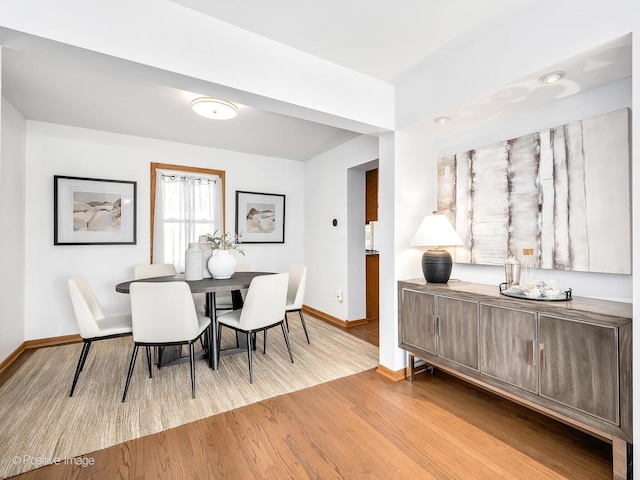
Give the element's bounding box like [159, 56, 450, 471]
[422, 249, 453, 283]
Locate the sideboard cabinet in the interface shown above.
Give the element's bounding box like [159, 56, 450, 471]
[398, 279, 632, 480]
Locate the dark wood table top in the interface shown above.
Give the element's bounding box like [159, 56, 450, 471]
[115, 271, 273, 294]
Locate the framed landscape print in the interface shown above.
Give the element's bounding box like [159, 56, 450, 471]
[235, 191, 285, 243]
[54, 175, 137, 245]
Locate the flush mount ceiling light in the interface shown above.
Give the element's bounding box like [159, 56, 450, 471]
[538, 71, 566, 85]
[191, 97, 238, 120]
[433, 116, 451, 125]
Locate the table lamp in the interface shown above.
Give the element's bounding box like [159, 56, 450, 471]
[410, 212, 463, 283]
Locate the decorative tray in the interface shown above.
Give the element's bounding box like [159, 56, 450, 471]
[499, 283, 572, 302]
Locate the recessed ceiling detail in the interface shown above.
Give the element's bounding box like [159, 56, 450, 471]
[538, 71, 566, 85]
[433, 116, 451, 125]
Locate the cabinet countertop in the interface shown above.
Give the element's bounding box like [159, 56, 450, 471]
[399, 278, 632, 325]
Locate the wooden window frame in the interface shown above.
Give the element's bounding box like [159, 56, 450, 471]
[150, 162, 226, 263]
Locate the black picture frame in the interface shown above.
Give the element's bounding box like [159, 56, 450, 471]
[235, 190, 285, 244]
[54, 175, 137, 245]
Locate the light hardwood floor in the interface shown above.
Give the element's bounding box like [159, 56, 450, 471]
[6, 318, 611, 479]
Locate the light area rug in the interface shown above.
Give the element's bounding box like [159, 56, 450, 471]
[0, 314, 378, 478]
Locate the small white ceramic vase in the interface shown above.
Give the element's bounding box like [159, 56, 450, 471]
[207, 249, 238, 279]
[199, 240, 213, 278]
[185, 243, 203, 281]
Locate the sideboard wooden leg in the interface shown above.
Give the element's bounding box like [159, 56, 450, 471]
[407, 354, 433, 381]
[612, 436, 632, 480]
[408, 354, 416, 382]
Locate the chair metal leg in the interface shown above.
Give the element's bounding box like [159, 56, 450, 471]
[216, 323, 223, 365]
[122, 345, 139, 402]
[263, 329, 267, 354]
[247, 332, 253, 384]
[281, 322, 294, 363]
[69, 340, 92, 397]
[79, 341, 92, 373]
[189, 342, 196, 399]
[285, 314, 290, 332]
[298, 310, 310, 344]
[145, 346, 152, 378]
[209, 321, 217, 370]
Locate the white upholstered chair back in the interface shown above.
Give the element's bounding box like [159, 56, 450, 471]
[238, 273, 289, 330]
[134, 263, 177, 280]
[67, 275, 132, 397]
[129, 281, 201, 343]
[68, 275, 106, 339]
[286, 265, 307, 310]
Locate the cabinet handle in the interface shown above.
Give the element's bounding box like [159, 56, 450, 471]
[539, 343, 545, 369]
[527, 341, 536, 366]
[435, 316, 441, 336]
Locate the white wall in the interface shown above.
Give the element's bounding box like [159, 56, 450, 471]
[632, 19, 640, 476]
[377, 131, 397, 369]
[0, 96, 26, 361]
[23, 121, 304, 341]
[347, 168, 366, 320]
[304, 135, 378, 320]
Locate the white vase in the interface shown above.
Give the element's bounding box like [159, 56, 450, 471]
[199, 241, 213, 278]
[185, 243, 203, 280]
[208, 250, 238, 279]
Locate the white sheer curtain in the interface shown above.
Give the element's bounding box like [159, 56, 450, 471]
[153, 170, 223, 272]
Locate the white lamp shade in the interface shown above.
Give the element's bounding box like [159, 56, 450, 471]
[410, 214, 463, 248]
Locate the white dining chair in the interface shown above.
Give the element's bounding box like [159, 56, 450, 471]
[122, 281, 212, 401]
[68, 276, 132, 397]
[134, 262, 206, 315]
[216, 273, 291, 383]
[285, 264, 310, 344]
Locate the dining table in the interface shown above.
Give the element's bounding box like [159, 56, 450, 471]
[115, 271, 273, 370]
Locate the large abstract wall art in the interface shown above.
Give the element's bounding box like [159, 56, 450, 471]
[437, 108, 631, 274]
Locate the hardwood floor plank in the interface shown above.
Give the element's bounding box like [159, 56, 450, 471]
[11, 367, 611, 479]
[9, 319, 612, 480]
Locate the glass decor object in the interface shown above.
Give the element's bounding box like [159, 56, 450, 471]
[504, 254, 521, 287]
[520, 248, 536, 289]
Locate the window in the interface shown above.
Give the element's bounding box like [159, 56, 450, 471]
[150, 163, 225, 272]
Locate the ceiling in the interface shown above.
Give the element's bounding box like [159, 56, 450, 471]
[171, 0, 537, 84]
[0, 2, 632, 161]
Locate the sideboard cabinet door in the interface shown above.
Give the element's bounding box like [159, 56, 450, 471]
[538, 314, 619, 425]
[480, 304, 538, 394]
[400, 289, 436, 355]
[436, 296, 479, 370]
